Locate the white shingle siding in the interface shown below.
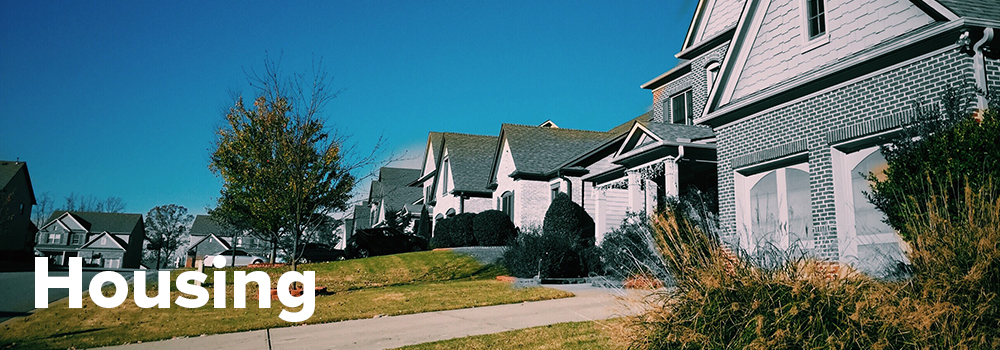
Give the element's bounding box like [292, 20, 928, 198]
[732, 0, 933, 101]
[702, 0, 744, 40]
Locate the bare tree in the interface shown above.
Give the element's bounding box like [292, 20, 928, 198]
[145, 204, 194, 269]
[61, 193, 125, 213]
[32, 192, 53, 227]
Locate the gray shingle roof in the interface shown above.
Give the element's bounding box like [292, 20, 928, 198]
[640, 121, 716, 142]
[441, 133, 499, 193]
[501, 124, 618, 175]
[424, 132, 444, 174]
[189, 215, 228, 236]
[937, 0, 1000, 22]
[0, 160, 24, 189]
[46, 211, 143, 234]
[607, 111, 653, 136]
[372, 167, 422, 210]
[352, 205, 371, 229]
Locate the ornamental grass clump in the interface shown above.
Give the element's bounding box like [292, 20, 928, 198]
[630, 202, 910, 350]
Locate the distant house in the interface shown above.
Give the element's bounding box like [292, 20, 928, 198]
[487, 123, 618, 229]
[367, 167, 422, 229]
[35, 211, 145, 269]
[0, 160, 37, 270]
[412, 133, 498, 223]
[184, 214, 269, 267]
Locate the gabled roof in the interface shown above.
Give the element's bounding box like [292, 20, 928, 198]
[438, 133, 498, 194]
[352, 205, 371, 229]
[79, 231, 127, 250]
[0, 160, 36, 205]
[419, 132, 445, 178]
[45, 211, 142, 234]
[641, 122, 716, 143]
[189, 232, 231, 251]
[371, 167, 422, 211]
[189, 215, 228, 236]
[490, 124, 617, 183]
[607, 111, 653, 136]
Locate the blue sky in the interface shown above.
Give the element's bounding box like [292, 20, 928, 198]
[0, 0, 697, 217]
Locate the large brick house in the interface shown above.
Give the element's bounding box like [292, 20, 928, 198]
[663, 0, 1000, 274]
[35, 211, 146, 269]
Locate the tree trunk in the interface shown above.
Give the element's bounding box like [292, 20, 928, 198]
[270, 237, 278, 264]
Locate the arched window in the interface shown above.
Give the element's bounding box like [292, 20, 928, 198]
[705, 61, 721, 93]
[500, 191, 514, 219]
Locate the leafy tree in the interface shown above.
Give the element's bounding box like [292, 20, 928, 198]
[210, 58, 371, 271]
[145, 204, 193, 269]
[415, 205, 432, 241]
[472, 210, 516, 246]
[867, 87, 999, 241]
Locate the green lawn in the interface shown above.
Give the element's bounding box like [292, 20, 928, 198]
[393, 320, 624, 350]
[0, 251, 572, 350]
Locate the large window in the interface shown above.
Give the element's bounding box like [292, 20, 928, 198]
[441, 158, 450, 193]
[671, 90, 694, 125]
[834, 146, 904, 276]
[805, 0, 826, 39]
[500, 191, 514, 219]
[738, 162, 811, 255]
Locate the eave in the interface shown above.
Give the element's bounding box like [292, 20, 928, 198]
[641, 61, 692, 91]
[676, 26, 736, 60]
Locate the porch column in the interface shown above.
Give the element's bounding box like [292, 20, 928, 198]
[594, 187, 605, 245]
[663, 156, 680, 198]
[627, 170, 642, 213]
[644, 178, 658, 216]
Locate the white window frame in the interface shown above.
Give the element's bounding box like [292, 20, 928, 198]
[800, 0, 829, 52]
[440, 157, 450, 194]
[670, 89, 694, 125]
[734, 159, 811, 254]
[705, 61, 721, 95]
[831, 144, 908, 271]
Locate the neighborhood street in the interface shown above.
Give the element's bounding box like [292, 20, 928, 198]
[97, 284, 652, 350]
[0, 268, 157, 323]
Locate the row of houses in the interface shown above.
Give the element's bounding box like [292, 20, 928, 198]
[353, 0, 999, 276]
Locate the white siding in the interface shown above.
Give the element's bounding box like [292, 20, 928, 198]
[732, 0, 932, 100]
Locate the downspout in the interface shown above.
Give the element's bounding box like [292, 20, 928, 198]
[972, 28, 995, 112]
[557, 169, 573, 202]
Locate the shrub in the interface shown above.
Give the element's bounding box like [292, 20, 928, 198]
[599, 213, 668, 281]
[868, 88, 1000, 241]
[502, 193, 599, 278]
[415, 205, 432, 241]
[543, 192, 595, 245]
[450, 212, 477, 247]
[472, 210, 517, 246]
[431, 217, 453, 248]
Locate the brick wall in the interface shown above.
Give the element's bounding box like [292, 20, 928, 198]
[516, 179, 552, 229]
[716, 48, 976, 260]
[653, 43, 729, 123]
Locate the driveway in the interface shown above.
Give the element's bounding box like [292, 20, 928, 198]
[0, 269, 157, 323]
[98, 284, 653, 350]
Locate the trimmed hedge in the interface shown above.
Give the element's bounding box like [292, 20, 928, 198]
[472, 210, 517, 246]
[431, 217, 454, 248]
[543, 192, 595, 245]
[502, 192, 600, 278]
[450, 212, 477, 247]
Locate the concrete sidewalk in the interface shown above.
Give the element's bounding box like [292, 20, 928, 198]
[98, 284, 651, 350]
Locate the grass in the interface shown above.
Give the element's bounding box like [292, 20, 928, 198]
[0, 251, 572, 350]
[393, 320, 622, 350]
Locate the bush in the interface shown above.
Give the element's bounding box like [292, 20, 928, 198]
[472, 210, 517, 246]
[450, 212, 477, 247]
[502, 193, 600, 278]
[543, 192, 595, 245]
[599, 213, 668, 281]
[431, 217, 453, 248]
[868, 88, 1000, 241]
[415, 205, 432, 241]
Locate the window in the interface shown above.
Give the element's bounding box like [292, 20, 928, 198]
[737, 162, 811, 255]
[71, 234, 82, 245]
[47, 233, 61, 244]
[706, 62, 721, 94]
[671, 90, 694, 124]
[500, 191, 514, 219]
[441, 158, 450, 193]
[805, 0, 826, 39]
[833, 146, 905, 276]
[550, 182, 561, 201]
